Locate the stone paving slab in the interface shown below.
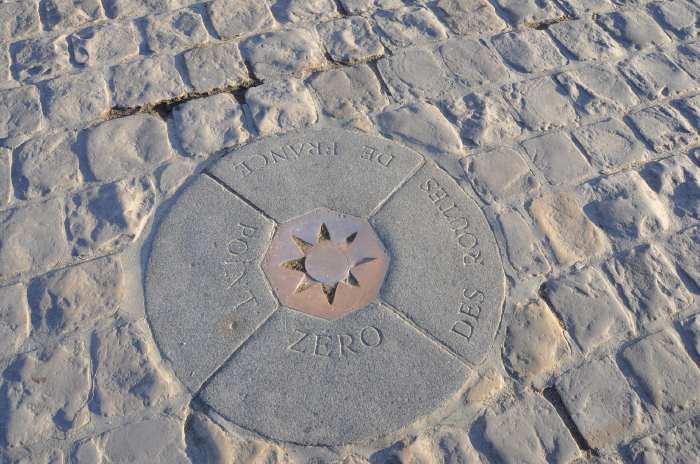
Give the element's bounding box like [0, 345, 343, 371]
[199, 302, 469, 445]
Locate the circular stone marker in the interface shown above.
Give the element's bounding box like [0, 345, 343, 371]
[144, 128, 505, 445]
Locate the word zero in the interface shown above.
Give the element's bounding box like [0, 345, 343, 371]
[288, 326, 383, 358]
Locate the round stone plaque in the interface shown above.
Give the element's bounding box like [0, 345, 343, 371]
[144, 128, 505, 445]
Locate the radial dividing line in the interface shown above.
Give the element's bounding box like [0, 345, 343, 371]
[203, 171, 277, 225]
[193, 307, 280, 398]
[379, 299, 475, 369]
[368, 159, 426, 219]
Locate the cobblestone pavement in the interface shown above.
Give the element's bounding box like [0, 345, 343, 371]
[1, 0, 699, 462]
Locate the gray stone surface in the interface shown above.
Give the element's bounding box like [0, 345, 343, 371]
[109, 55, 187, 108]
[206, 0, 276, 40]
[598, 9, 672, 50]
[371, 162, 505, 365]
[209, 127, 423, 221]
[40, 0, 103, 31]
[492, 0, 562, 24]
[145, 175, 277, 391]
[628, 416, 700, 463]
[143, 8, 209, 54]
[438, 38, 511, 90]
[548, 19, 625, 62]
[502, 77, 578, 132]
[497, 209, 550, 277]
[42, 71, 110, 128]
[620, 51, 699, 100]
[318, 16, 384, 65]
[491, 29, 567, 74]
[432, 0, 506, 36]
[521, 131, 592, 185]
[13, 130, 81, 200]
[68, 22, 140, 67]
[308, 64, 387, 119]
[0, 284, 29, 359]
[240, 28, 327, 81]
[463, 147, 538, 203]
[627, 105, 698, 153]
[0, 198, 68, 280]
[0, 1, 40, 42]
[28, 256, 123, 338]
[621, 328, 700, 413]
[605, 244, 692, 327]
[378, 47, 454, 102]
[246, 77, 318, 136]
[170, 93, 248, 157]
[572, 118, 650, 172]
[374, 6, 448, 48]
[556, 356, 647, 448]
[85, 113, 173, 181]
[0, 148, 10, 206]
[271, 0, 338, 23]
[65, 177, 156, 258]
[199, 303, 469, 445]
[543, 267, 631, 353]
[182, 42, 251, 93]
[0, 86, 43, 140]
[11, 35, 70, 83]
[479, 392, 579, 463]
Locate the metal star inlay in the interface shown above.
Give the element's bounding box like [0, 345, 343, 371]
[280, 223, 377, 306]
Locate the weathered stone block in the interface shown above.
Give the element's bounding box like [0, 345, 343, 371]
[240, 28, 327, 80]
[628, 416, 700, 463]
[432, 0, 506, 36]
[206, 0, 276, 40]
[39, 0, 103, 31]
[463, 147, 538, 203]
[480, 393, 579, 463]
[182, 42, 251, 93]
[91, 320, 176, 416]
[0, 198, 68, 280]
[647, 0, 700, 39]
[605, 245, 692, 326]
[556, 356, 647, 448]
[597, 10, 671, 50]
[377, 47, 453, 102]
[373, 6, 448, 48]
[0, 284, 29, 359]
[109, 55, 187, 108]
[13, 130, 81, 200]
[65, 177, 156, 258]
[521, 131, 592, 185]
[556, 63, 640, 117]
[170, 93, 248, 157]
[621, 328, 700, 413]
[11, 35, 69, 83]
[664, 226, 700, 289]
[543, 267, 631, 353]
[548, 19, 624, 62]
[497, 209, 550, 277]
[0, 1, 40, 42]
[572, 118, 650, 172]
[270, 0, 338, 23]
[620, 51, 699, 100]
[308, 64, 387, 119]
[42, 71, 109, 128]
[502, 77, 578, 132]
[68, 22, 140, 67]
[640, 155, 700, 227]
[28, 256, 122, 337]
[503, 299, 569, 380]
[441, 90, 524, 148]
[318, 16, 384, 65]
[491, 29, 567, 74]
[492, 0, 563, 24]
[627, 105, 698, 153]
[438, 38, 511, 89]
[579, 171, 671, 245]
[246, 77, 317, 136]
[529, 192, 610, 265]
[85, 113, 172, 181]
[143, 8, 209, 54]
[1, 339, 90, 448]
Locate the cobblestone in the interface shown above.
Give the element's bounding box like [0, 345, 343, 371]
[0, 0, 699, 461]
